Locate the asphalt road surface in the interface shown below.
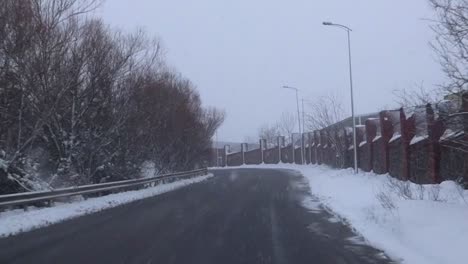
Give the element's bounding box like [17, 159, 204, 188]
[0, 168, 395, 264]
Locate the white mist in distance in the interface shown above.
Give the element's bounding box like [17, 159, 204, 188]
[100, 0, 444, 142]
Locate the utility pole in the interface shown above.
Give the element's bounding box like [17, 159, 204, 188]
[302, 98, 306, 163]
[302, 98, 305, 135]
[282, 85, 305, 164]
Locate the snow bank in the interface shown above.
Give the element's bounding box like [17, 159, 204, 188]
[214, 164, 468, 264]
[140, 161, 157, 178]
[0, 174, 212, 237]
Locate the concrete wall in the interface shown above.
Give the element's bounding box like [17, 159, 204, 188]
[281, 146, 292, 163]
[244, 148, 262, 165]
[388, 138, 404, 180]
[294, 147, 302, 164]
[264, 147, 280, 164]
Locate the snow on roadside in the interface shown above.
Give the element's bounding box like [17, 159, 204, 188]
[0, 174, 212, 238]
[212, 164, 468, 264]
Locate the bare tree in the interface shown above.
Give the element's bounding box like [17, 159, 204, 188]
[0, 0, 225, 193]
[428, 0, 468, 155]
[429, 0, 468, 95]
[304, 94, 347, 167]
[277, 112, 296, 143]
[393, 82, 439, 107]
[258, 123, 281, 147]
[305, 94, 345, 131]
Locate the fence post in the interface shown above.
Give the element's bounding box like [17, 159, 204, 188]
[311, 131, 315, 164]
[426, 104, 442, 183]
[241, 143, 246, 165]
[379, 111, 393, 174]
[308, 132, 313, 164]
[326, 130, 331, 166]
[400, 108, 410, 180]
[327, 129, 333, 165]
[277, 136, 283, 164]
[260, 139, 266, 164]
[317, 130, 322, 165]
[365, 119, 376, 172]
[291, 134, 295, 164]
[224, 145, 230, 167]
[342, 127, 348, 167]
[355, 126, 365, 170]
[463, 92, 468, 181]
[333, 129, 338, 166]
[301, 133, 305, 165]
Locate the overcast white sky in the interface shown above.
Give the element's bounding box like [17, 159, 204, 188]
[100, 0, 445, 142]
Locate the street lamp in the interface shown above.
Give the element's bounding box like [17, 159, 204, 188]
[322, 21, 358, 174]
[282, 85, 304, 164]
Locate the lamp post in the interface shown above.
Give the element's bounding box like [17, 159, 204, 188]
[282, 85, 304, 164]
[302, 98, 313, 164]
[322, 21, 358, 174]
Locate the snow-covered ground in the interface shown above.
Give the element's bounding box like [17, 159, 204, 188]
[0, 174, 212, 238]
[213, 164, 468, 264]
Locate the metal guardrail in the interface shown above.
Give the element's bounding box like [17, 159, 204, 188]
[0, 168, 208, 209]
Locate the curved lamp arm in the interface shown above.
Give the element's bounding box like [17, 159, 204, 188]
[322, 22, 352, 32]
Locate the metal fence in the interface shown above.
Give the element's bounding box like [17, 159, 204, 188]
[0, 168, 208, 209]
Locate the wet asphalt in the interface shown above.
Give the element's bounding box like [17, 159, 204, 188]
[0, 168, 395, 264]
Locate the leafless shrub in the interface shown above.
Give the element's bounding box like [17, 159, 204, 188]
[416, 184, 425, 200]
[386, 176, 448, 202]
[376, 191, 397, 212]
[385, 177, 413, 200]
[428, 184, 445, 202]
